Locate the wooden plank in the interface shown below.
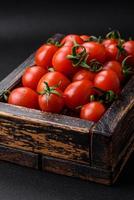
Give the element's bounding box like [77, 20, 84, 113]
[112, 132, 134, 183]
[42, 155, 112, 185]
[91, 76, 134, 170]
[0, 144, 38, 168]
[0, 103, 93, 164]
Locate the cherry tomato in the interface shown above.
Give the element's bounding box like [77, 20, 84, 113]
[61, 34, 83, 47]
[37, 71, 70, 92]
[80, 35, 90, 41]
[123, 40, 134, 65]
[104, 61, 123, 81]
[105, 43, 125, 62]
[22, 66, 47, 90]
[82, 42, 106, 63]
[8, 87, 39, 109]
[64, 80, 94, 109]
[35, 44, 58, 69]
[102, 38, 118, 48]
[38, 86, 64, 113]
[72, 69, 96, 82]
[94, 69, 120, 93]
[52, 46, 78, 76]
[80, 101, 106, 122]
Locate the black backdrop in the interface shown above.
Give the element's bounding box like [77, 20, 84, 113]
[0, 1, 134, 199]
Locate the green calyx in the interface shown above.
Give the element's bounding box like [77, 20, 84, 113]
[116, 39, 126, 60]
[92, 87, 118, 105]
[38, 82, 61, 97]
[67, 43, 103, 72]
[122, 56, 134, 77]
[106, 30, 121, 39]
[46, 38, 62, 47]
[88, 59, 103, 72]
[84, 35, 102, 43]
[67, 44, 90, 69]
[0, 90, 10, 102]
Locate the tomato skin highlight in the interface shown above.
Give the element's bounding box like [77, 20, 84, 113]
[61, 34, 83, 47]
[35, 44, 58, 69]
[123, 40, 134, 65]
[104, 43, 125, 62]
[82, 42, 106, 63]
[64, 80, 94, 109]
[80, 102, 106, 122]
[37, 71, 70, 92]
[103, 60, 124, 81]
[52, 46, 77, 76]
[72, 69, 96, 82]
[38, 88, 64, 113]
[8, 87, 39, 109]
[102, 39, 118, 48]
[80, 35, 90, 41]
[22, 66, 47, 90]
[94, 69, 120, 93]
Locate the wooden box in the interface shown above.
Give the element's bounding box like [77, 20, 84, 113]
[0, 36, 134, 185]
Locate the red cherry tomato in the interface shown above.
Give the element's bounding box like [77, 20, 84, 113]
[80, 101, 106, 122]
[72, 69, 96, 82]
[64, 80, 94, 109]
[37, 71, 70, 92]
[102, 38, 118, 48]
[61, 34, 83, 47]
[22, 66, 47, 90]
[94, 69, 120, 93]
[82, 42, 106, 63]
[103, 61, 123, 81]
[105, 43, 125, 62]
[8, 87, 39, 109]
[52, 46, 78, 76]
[35, 44, 58, 69]
[123, 40, 134, 65]
[80, 35, 90, 41]
[38, 87, 64, 113]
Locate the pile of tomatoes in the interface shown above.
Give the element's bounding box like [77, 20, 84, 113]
[7, 31, 134, 122]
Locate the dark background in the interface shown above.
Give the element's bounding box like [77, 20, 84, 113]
[0, 1, 134, 199]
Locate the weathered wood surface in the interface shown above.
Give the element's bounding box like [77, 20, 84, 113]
[91, 76, 134, 170]
[0, 142, 133, 185]
[0, 102, 93, 164]
[112, 134, 134, 184]
[42, 155, 112, 185]
[0, 144, 38, 168]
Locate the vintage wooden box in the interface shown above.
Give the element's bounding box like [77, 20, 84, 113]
[0, 35, 134, 185]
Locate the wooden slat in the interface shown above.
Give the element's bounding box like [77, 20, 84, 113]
[91, 76, 134, 169]
[0, 103, 93, 164]
[42, 155, 112, 185]
[0, 144, 38, 168]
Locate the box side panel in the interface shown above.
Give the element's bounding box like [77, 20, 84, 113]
[0, 144, 38, 168]
[91, 76, 134, 173]
[0, 103, 93, 164]
[42, 155, 112, 185]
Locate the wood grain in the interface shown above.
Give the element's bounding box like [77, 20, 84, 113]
[0, 103, 93, 164]
[42, 155, 112, 185]
[0, 144, 38, 168]
[91, 76, 134, 170]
